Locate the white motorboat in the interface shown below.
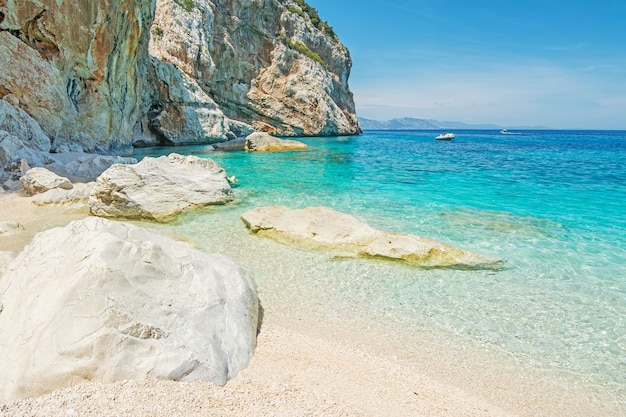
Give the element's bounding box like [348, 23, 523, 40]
[501, 129, 521, 135]
[435, 133, 455, 140]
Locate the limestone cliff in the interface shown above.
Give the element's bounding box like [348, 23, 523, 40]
[140, 0, 360, 145]
[0, 0, 360, 157]
[0, 0, 153, 153]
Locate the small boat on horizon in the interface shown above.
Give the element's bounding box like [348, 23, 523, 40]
[435, 132, 455, 140]
[500, 129, 521, 135]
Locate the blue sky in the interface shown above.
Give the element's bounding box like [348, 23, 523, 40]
[306, 0, 626, 129]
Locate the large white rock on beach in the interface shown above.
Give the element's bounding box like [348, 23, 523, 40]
[244, 132, 308, 152]
[0, 217, 259, 403]
[241, 206, 501, 269]
[89, 153, 233, 222]
[32, 182, 95, 207]
[19, 167, 73, 195]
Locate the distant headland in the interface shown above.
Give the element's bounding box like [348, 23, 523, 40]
[358, 117, 548, 130]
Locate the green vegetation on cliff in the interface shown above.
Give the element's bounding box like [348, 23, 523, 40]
[152, 26, 164, 38]
[281, 35, 328, 69]
[289, 0, 338, 42]
[174, 0, 194, 12]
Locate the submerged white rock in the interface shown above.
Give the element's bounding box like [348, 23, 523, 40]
[241, 206, 502, 269]
[0, 221, 24, 236]
[0, 217, 259, 403]
[89, 153, 234, 222]
[244, 132, 308, 152]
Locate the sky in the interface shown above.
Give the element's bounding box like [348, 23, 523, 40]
[306, 0, 626, 129]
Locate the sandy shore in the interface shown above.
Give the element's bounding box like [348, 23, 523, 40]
[0, 190, 621, 416]
[1, 321, 516, 417]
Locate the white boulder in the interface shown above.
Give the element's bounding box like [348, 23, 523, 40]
[89, 153, 234, 222]
[244, 132, 308, 152]
[0, 221, 24, 236]
[0, 217, 259, 403]
[212, 137, 246, 151]
[32, 182, 95, 207]
[19, 167, 73, 195]
[241, 206, 502, 269]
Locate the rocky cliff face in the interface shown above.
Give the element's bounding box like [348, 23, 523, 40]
[0, 0, 153, 153]
[0, 0, 360, 157]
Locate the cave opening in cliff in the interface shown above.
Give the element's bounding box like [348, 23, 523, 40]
[146, 103, 175, 147]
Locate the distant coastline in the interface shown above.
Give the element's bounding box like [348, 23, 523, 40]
[358, 117, 548, 131]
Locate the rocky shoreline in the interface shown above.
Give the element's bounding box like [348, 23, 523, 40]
[0, 137, 502, 399]
[1, 152, 620, 416]
[0, 2, 616, 415]
[0, 131, 311, 401]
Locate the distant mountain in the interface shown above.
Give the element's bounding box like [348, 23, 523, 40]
[359, 117, 501, 130]
[358, 117, 550, 131]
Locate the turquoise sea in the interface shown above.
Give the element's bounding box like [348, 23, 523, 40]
[135, 130, 626, 413]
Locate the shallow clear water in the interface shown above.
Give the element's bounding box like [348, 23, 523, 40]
[135, 130, 626, 409]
